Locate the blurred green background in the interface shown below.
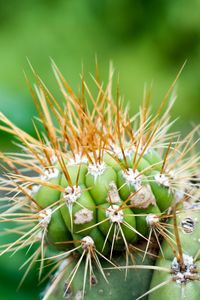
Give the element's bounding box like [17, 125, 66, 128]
[0, 0, 200, 299]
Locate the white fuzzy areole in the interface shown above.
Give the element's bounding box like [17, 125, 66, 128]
[109, 143, 133, 161]
[81, 236, 95, 250]
[64, 185, 82, 205]
[74, 208, 93, 224]
[122, 168, 142, 190]
[88, 162, 106, 180]
[30, 184, 40, 195]
[38, 208, 52, 229]
[117, 148, 132, 160]
[171, 254, 196, 284]
[40, 167, 59, 181]
[154, 173, 170, 188]
[27, 185, 40, 209]
[106, 205, 124, 223]
[68, 153, 88, 165]
[146, 214, 159, 227]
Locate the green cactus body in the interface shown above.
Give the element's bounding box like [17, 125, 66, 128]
[0, 63, 199, 300]
[34, 168, 61, 208]
[46, 208, 72, 251]
[85, 165, 117, 204]
[97, 202, 138, 246]
[144, 149, 163, 171]
[149, 171, 173, 212]
[60, 184, 96, 235]
[133, 204, 161, 236]
[47, 255, 154, 300]
[149, 259, 200, 300]
[149, 208, 200, 300]
[32, 154, 172, 251]
[103, 152, 122, 171]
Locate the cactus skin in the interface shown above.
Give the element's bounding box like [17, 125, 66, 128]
[47, 255, 154, 300]
[32, 155, 167, 250]
[46, 208, 72, 251]
[149, 208, 200, 300]
[0, 62, 199, 300]
[150, 260, 200, 300]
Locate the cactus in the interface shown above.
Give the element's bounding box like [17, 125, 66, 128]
[0, 62, 200, 300]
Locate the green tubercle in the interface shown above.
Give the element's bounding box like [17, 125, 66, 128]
[34, 168, 61, 208]
[60, 184, 96, 235]
[46, 207, 72, 251]
[85, 163, 117, 205]
[149, 171, 173, 212]
[97, 202, 137, 247]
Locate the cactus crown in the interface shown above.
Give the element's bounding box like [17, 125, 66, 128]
[0, 62, 200, 300]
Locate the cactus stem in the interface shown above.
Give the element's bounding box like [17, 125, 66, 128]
[0, 62, 199, 300]
[60, 237, 112, 299]
[172, 206, 185, 271]
[136, 278, 172, 300]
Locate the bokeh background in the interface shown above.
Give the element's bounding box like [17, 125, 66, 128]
[0, 0, 200, 299]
